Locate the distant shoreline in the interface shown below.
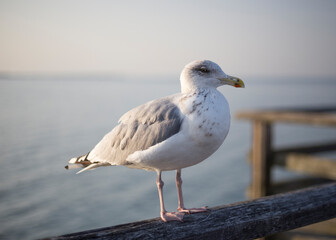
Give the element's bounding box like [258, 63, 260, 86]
[1, 73, 335, 85]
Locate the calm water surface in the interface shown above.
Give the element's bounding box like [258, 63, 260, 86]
[1, 76, 336, 239]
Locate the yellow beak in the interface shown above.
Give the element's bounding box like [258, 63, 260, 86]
[219, 75, 245, 88]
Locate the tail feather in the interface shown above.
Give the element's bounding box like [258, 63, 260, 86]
[69, 152, 91, 164]
[64, 164, 83, 170]
[65, 151, 111, 174]
[65, 152, 91, 169]
[76, 163, 99, 174]
[68, 157, 79, 164]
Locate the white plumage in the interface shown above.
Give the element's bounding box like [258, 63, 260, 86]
[66, 60, 244, 222]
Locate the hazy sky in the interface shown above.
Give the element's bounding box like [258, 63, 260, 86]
[1, 0, 336, 78]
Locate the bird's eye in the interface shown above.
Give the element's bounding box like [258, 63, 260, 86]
[199, 67, 209, 73]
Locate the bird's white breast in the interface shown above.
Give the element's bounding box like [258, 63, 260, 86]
[126, 88, 230, 171]
[180, 89, 230, 153]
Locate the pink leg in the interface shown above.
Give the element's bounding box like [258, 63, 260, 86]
[156, 170, 184, 222]
[176, 169, 208, 214]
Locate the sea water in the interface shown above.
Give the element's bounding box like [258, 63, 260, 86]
[0, 75, 336, 239]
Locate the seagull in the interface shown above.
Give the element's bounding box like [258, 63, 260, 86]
[65, 60, 245, 222]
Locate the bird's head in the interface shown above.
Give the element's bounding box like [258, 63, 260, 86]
[180, 60, 245, 93]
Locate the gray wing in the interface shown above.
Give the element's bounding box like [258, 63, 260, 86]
[87, 94, 184, 165]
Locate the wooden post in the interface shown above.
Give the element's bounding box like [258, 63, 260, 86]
[249, 121, 272, 199]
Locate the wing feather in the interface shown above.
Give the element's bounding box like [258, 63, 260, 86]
[87, 94, 184, 165]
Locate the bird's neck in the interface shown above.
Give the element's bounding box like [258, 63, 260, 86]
[181, 80, 216, 94]
[181, 84, 216, 94]
[180, 74, 200, 93]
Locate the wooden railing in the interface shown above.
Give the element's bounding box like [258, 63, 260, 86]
[236, 107, 336, 239]
[47, 183, 336, 240]
[236, 107, 336, 198]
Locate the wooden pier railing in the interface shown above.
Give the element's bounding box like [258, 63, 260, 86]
[47, 183, 336, 240]
[236, 107, 336, 199]
[236, 107, 336, 239]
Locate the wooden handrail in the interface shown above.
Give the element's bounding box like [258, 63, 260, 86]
[47, 183, 336, 240]
[236, 110, 336, 127]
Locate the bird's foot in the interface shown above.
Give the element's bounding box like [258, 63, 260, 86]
[160, 211, 185, 222]
[177, 206, 208, 214]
